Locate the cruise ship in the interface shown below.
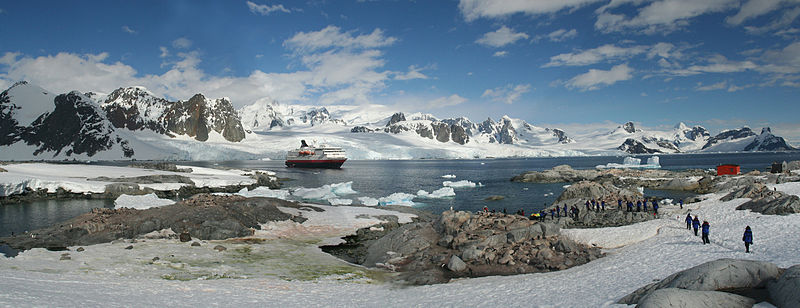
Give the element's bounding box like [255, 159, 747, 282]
[285, 140, 347, 168]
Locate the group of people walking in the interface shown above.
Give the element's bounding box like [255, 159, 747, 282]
[685, 213, 754, 252]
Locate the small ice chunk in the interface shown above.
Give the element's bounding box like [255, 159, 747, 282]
[378, 192, 416, 206]
[443, 180, 482, 188]
[358, 197, 379, 206]
[292, 181, 357, 200]
[441, 174, 457, 179]
[114, 193, 175, 210]
[417, 187, 456, 198]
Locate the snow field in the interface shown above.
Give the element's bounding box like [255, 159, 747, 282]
[114, 193, 175, 209]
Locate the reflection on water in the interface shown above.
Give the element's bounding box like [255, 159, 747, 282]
[0, 199, 114, 237]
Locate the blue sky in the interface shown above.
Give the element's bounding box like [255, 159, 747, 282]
[1, 0, 799, 141]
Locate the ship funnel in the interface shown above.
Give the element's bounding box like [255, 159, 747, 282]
[301, 140, 309, 147]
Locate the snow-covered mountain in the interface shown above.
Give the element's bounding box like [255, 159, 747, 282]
[0, 82, 796, 160]
[101, 87, 246, 142]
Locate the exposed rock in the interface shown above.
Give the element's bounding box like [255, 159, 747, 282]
[657, 178, 701, 191]
[386, 112, 406, 126]
[128, 162, 192, 173]
[350, 126, 373, 133]
[89, 174, 194, 185]
[191, 241, 201, 247]
[737, 191, 800, 215]
[447, 255, 467, 272]
[213, 245, 227, 252]
[555, 180, 641, 204]
[60, 253, 71, 261]
[636, 288, 755, 308]
[331, 210, 601, 285]
[511, 165, 601, 183]
[76, 247, 84, 252]
[0, 167, 6, 172]
[179, 231, 192, 242]
[618, 258, 783, 305]
[768, 264, 800, 308]
[484, 195, 505, 201]
[623, 121, 636, 133]
[721, 183, 768, 201]
[618, 138, 662, 154]
[124, 245, 133, 250]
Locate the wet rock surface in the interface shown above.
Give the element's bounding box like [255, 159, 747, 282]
[323, 210, 602, 285]
[0, 194, 308, 251]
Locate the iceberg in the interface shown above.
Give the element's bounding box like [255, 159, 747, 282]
[595, 156, 661, 169]
[441, 174, 457, 179]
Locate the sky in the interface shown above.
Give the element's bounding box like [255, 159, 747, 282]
[1, 0, 799, 142]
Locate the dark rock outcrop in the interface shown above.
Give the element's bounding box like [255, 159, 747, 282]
[622, 121, 636, 133]
[769, 264, 800, 307]
[326, 211, 601, 285]
[0, 194, 307, 251]
[386, 112, 406, 126]
[736, 191, 800, 215]
[618, 258, 783, 305]
[618, 138, 662, 154]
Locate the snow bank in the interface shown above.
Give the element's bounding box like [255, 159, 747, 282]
[327, 198, 353, 205]
[114, 193, 175, 210]
[235, 186, 291, 199]
[443, 180, 483, 188]
[416, 187, 456, 198]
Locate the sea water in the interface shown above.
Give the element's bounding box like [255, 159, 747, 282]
[2, 152, 800, 237]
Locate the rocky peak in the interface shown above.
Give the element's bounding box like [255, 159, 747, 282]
[623, 121, 636, 133]
[744, 127, 795, 152]
[102, 87, 172, 133]
[702, 127, 756, 150]
[162, 93, 245, 142]
[387, 112, 406, 126]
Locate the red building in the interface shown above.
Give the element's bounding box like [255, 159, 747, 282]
[717, 164, 741, 175]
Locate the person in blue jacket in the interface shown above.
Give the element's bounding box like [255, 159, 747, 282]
[685, 213, 693, 229]
[701, 221, 710, 244]
[679, 199, 684, 209]
[653, 202, 659, 215]
[742, 226, 753, 253]
[692, 216, 700, 236]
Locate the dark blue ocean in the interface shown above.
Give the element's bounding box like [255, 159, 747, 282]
[2, 152, 800, 237]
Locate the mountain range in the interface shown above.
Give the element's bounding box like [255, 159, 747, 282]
[0, 82, 795, 160]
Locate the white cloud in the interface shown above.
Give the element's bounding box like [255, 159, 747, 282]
[172, 37, 192, 49]
[122, 25, 137, 34]
[159, 47, 169, 58]
[547, 29, 578, 42]
[246, 1, 290, 15]
[743, 6, 800, 34]
[566, 63, 633, 91]
[0, 52, 20, 66]
[760, 41, 800, 74]
[696, 81, 728, 91]
[481, 83, 531, 104]
[595, 0, 738, 33]
[544, 44, 648, 67]
[429, 94, 468, 108]
[394, 65, 429, 80]
[475, 26, 529, 48]
[726, 0, 782, 25]
[493, 51, 508, 57]
[459, 0, 603, 21]
[284, 25, 397, 52]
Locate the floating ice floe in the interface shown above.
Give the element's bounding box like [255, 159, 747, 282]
[292, 181, 357, 200]
[236, 187, 291, 199]
[596, 156, 661, 169]
[443, 180, 483, 188]
[114, 193, 175, 210]
[378, 192, 416, 206]
[416, 187, 456, 199]
[441, 174, 457, 179]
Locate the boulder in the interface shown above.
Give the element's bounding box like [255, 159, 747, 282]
[736, 192, 800, 215]
[213, 245, 227, 252]
[637, 288, 754, 308]
[721, 183, 767, 201]
[618, 258, 782, 305]
[768, 264, 800, 307]
[179, 231, 192, 242]
[447, 255, 467, 272]
[363, 222, 438, 267]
